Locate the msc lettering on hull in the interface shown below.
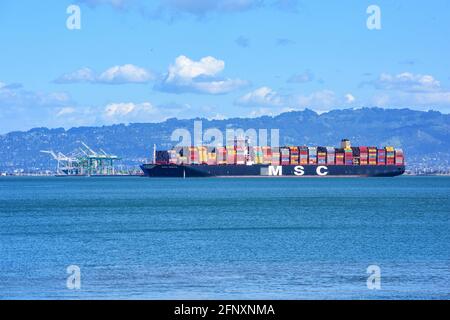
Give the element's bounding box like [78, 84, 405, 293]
[264, 165, 329, 176]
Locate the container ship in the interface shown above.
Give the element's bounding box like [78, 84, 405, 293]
[140, 139, 405, 178]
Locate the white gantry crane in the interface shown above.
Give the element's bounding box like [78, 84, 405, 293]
[40, 150, 80, 175]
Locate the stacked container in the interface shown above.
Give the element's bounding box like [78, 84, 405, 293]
[188, 147, 199, 165]
[254, 146, 263, 164]
[161, 139, 403, 169]
[368, 147, 377, 165]
[335, 149, 344, 165]
[326, 147, 335, 165]
[271, 147, 280, 165]
[351, 147, 360, 165]
[299, 146, 308, 165]
[262, 146, 272, 164]
[178, 156, 187, 164]
[281, 147, 290, 165]
[207, 147, 217, 165]
[359, 147, 368, 165]
[289, 147, 299, 165]
[377, 148, 386, 165]
[395, 149, 404, 165]
[236, 145, 246, 165]
[180, 148, 187, 164]
[386, 147, 395, 165]
[248, 146, 255, 164]
[308, 147, 317, 164]
[317, 147, 327, 165]
[344, 148, 353, 165]
[198, 146, 208, 164]
[226, 146, 237, 165]
[168, 149, 178, 165]
[217, 147, 227, 165]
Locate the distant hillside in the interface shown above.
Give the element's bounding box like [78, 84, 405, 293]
[1, 108, 449, 172]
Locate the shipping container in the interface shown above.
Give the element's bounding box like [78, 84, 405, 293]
[262, 146, 272, 164]
[386, 146, 395, 165]
[359, 146, 368, 165]
[335, 148, 344, 165]
[344, 148, 353, 165]
[271, 147, 280, 165]
[368, 147, 377, 165]
[217, 147, 227, 165]
[281, 147, 290, 165]
[249, 146, 263, 164]
[377, 149, 386, 165]
[168, 149, 178, 165]
[326, 147, 335, 165]
[188, 146, 199, 165]
[350, 147, 360, 165]
[299, 146, 308, 165]
[395, 149, 404, 165]
[288, 146, 299, 165]
[207, 147, 217, 165]
[198, 146, 208, 164]
[317, 147, 327, 165]
[226, 146, 236, 165]
[308, 147, 317, 164]
[236, 145, 246, 165]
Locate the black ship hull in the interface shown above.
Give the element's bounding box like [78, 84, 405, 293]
[140, 164, 405, 178]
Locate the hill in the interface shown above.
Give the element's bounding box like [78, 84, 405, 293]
[1, 108, 449, 172]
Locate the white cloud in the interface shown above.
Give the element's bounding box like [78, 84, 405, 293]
[371, 91, 450, 111]
[102, 101, 194, 124]
[55, 64, 153, 84]
[56, 107, 76, 117]
[98, 64, 153, 84]
[366, 72, 450, 111]
[157, 55, 248, 94]
[370, 72, 441, 92]
[0, 81, 74, 133]
[0, 81, 70, 108]
[235, 86, 283, 107]
[55, 67, 96, 83]
[104, 102, 155, 118]
[167, 55, 224, 80]
[236, 87, 357, 112]
[295, 90, 338, 110]
[412, 91, 450, 105]
[345, 93, 356, 104]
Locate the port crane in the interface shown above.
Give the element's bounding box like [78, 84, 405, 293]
[40, 150, 80, 175]
[41, 142, 120, 176]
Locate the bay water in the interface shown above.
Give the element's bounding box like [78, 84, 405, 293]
[0, 176, 449, 299]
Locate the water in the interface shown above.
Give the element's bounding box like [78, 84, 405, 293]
[0, 176, 449, 299]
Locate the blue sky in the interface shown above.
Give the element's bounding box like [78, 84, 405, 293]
[0, 0, 449, 133]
